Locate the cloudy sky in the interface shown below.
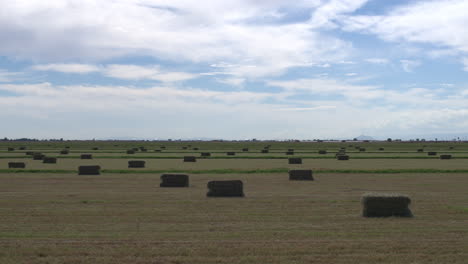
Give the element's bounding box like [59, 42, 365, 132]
[1, 0, 468, 140]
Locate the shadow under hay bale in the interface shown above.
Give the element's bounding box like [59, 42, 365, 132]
[33, 154, 45, 160]
[60, 149, 69, 155]
[440, 154, 452, 160]
[201, 152, 211, 157]
[337, 155, 350, 160]
[242, 148, 249, 152]
[78, 165, 101, 175]
[288, 158, 302, 164]
[8, 162, 25, 168]
[128, 160, 145, 168]
[361, 193, 413, 217]
[227, 152, 235, 156]
[183, 156, 196, 162]
[160, 174, 189, 187]
[126, 150, 135, 154]
[261, 149, 269, 153]
[427, 152, 437, 156]
[43, 157, 57, 164]
[81, 154, 93, 159]
[207, 180, 244, 197]
[289, 170, 313, 180]
[285, 151, 294, 155]
[318, 150, 327, 154]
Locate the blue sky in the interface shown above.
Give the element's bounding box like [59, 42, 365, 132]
[1, 0, 468, 140]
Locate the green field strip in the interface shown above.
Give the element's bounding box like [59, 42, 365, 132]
[2, 168, 468, 174]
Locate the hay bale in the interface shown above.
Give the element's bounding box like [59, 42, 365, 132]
[43, 157, 57, 164]
[289, 170, 313, 180]
[261, 149, 269, 153]
[80, 154, 93, 159]
[141, 149, 148, 152]
[25, 151, 34, 156]
[128, 160, 145, 168]
[126, 150, 135, 154]
[227, 152, 236, 156]
[285, 151, 294, 155]
[19, 147, 26, 150]
[160, 146, 166, 149]
[160, 174, 189, 187]
[440, 154, 452, 160]
[78, 165, 101, 175]
[288, 158, 302, 164]
[359, 148, 366, 152]
[193, 147, 199, 151]
[449, 146, 454, 150]
[33, 153, 45, 160]
[427, 152, 437, 156]
[417, 149, 424, 152]
[361, 193, 413, 217]
[60, 149, 69, 155]
[183, 156, 196, 162]
[337, 155, 349, 160]
[318, 150, 327, 154]
[8, 162, 25, 168]
[182, 147, 188, 150]
[207, 180, 244, 197]
[65, 146, 70, 149]
[242, 148, 249, 152]
[92, 147, 99, 150]
[379, 148, 384, 151]
[155, 150, 162, 152]
[288, 148, 294, 152]
[200, 152, 211, 157]
[7, 147, 14, 151]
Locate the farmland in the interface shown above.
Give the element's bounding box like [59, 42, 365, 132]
[1, 141, 467, 263]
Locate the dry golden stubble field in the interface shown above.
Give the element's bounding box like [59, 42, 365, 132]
[0, 172, 467, 264]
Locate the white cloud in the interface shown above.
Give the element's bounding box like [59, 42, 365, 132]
[0, 0, 355, 78]
[462, 58, 468, 72]
[32, 63, 100, 73]
[0, 69, 20, 82]
[400, 59, 421, 73]
[342, 0, 468, 68]
[365, 58, 389, 64]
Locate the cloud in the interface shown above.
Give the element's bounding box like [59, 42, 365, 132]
[0, 69, 20, 82]
[342, 0, 468, 68]
[365, 58, 389, 64]
[400, 59, 421, 73]
[32, 63, 100, 74]
[463, 58, 468, 72]
[31, 63, 198, 83]
[0, 0, 355, 78]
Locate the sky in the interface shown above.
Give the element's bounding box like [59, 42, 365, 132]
[1, 0, 468, 140]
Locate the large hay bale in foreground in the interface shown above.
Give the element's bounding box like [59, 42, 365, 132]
[427, 152, 437, 156]
[78, 165, 101, 175]
[43, 157, 57, 164]
[227, 152, 236, 156]
[160, 174, 189, 187]
[440, 154, 452, 160]
[318, 150, 327, 154]
[288, 158, 302, 164]
[183, 156, 196, 162]
[81, 154, 93, 159]
[128, 160, 145, 168]
[60, 149, 69, 155]
[201, 152, 211, 157]
[33, 153, 45, 160]
[285, 151, 294, 155]
[207, 180, 244, 197]
[289, 170, 313, 180]
[361, 193, 412, 217]
[126, 150, 135, 154]
[8, 162, 25, 168]
[337, 155, 349, 160]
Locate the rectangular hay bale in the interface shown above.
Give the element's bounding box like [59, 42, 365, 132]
[288, 158, 302, 164]
[160, 174, 189, 187]
[289, 170, 313, 180]
[128, 160, 145, 168]
[361, 193, 412, 217]
[81, 154, 93, 159]
[8, 162, 25, 168]
[183, 156, 196, 162]
[207, 180, 244, 197]
[43, 157, 57, 164]
[78, 165, 101, 175]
